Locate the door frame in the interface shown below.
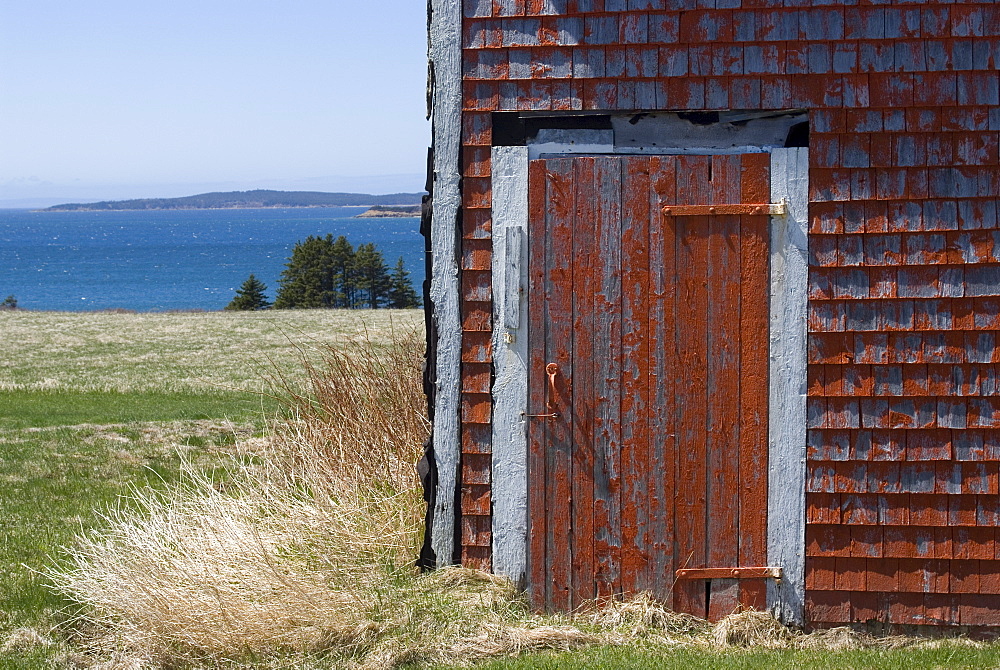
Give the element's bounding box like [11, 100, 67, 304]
[490, 144, 809, 625]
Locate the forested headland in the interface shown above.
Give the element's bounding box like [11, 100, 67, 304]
[42, 190, 424, 212]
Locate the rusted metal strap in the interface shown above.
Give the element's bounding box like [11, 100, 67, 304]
[662, 202, 787, 216]
[675, 566, 783, 580]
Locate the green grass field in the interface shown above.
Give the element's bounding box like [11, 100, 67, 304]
[3, 309, 1000, 669]
[455, 644, 1000, 669]
[0, 309, 421, 668]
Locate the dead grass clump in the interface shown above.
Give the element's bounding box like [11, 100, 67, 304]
[795, 626, 918, 651]
[269, 325, 428, 489]
[51, 473, 375, 657]
[795, 626, 874, 651]
[711, 609, 795, 648]
[583, 592, 709, 637]
[711, 613, 935, 653]
[352, 566, 600, 669]
[446, 624, 601, 663]
[1, 627, 52, 653]
[421, 565, 524, 612]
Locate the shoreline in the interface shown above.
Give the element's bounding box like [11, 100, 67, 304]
[0, 306, 423, 315]
[354, 210, 420, 218]
[32, 204, 384, 213]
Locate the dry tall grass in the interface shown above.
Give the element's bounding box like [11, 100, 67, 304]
[48, 323, 958, 668]
[51, 325, 433, 666]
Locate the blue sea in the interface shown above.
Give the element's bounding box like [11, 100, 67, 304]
[0, 207, 424, 312]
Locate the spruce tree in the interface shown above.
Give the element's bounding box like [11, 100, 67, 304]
[225, 274, 271, 311]
[274, 235, 338, 309]
[387, 257, 420, 308]
[329, 235, 356, 308]
[353, 243, 391, 308]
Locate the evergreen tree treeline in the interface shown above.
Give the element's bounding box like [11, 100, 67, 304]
[225, 275, 271, 311]
[264, 235, 419, 310]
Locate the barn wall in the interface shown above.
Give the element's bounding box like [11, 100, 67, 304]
[448, 0, 1000, 627]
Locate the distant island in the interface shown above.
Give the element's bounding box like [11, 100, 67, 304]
[354, 205, 421, 218]
[41, 190, 425, 212]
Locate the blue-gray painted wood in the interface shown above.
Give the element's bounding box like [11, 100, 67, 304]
[491, 146, 530, 585]
[767, 147, 809, 626]
[429, 0, 463, 566]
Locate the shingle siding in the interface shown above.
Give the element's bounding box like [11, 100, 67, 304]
[452, 0, 1000, 625]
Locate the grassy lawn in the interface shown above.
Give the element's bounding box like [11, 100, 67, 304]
[461, 644, 1000, 669]
[0, 389, 265, 429]
[0, 309, 416, 394]
[0, 309, 421, 668]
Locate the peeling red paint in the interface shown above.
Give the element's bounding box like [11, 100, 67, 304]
[448, 0, 1000, 629]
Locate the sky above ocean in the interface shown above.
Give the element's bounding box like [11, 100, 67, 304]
[0, 2, 428, 206]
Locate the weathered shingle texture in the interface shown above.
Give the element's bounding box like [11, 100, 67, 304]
[455, 0, 1000, 627]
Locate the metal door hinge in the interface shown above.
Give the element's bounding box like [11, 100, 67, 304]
[522, 412, 559, 419]
[675, 566, 783, 580]
[662, 200, 787, 216]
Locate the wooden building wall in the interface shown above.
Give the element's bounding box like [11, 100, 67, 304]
[446, 0, 1000, 628]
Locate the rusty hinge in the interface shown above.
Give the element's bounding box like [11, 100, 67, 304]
[662, 201, 787, 216]
[675, 566, 783, 580]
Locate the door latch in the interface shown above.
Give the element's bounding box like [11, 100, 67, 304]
[523, 363, 561, 420]
[546, 363, 558, 409]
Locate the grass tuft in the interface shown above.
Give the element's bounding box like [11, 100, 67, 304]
[0, 628, 51, 654]
[711, 610, 795, 649]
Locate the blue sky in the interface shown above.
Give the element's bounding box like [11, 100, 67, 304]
[0, 1, 429, 204]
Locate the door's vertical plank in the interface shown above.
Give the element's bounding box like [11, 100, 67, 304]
[571, 157, 597, 605]
[706, 155, 743, 620]
[620, 156, 652, 594]
[527, 159, 550, 610]
[593, 156, 624, 598]
[738, 152, 772, 610]
[648, 156, 679, 602]
[544, 158, 576, 612]
[673, 155, 711, 617]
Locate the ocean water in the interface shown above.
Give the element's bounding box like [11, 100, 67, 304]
[0, 207, 424, 312]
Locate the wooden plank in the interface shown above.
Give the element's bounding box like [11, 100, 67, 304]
[648, 156, 679, 602]
[739, 152, 772, 611]
[707, 154, 743, 621]
[543, 158, 575, 612]
[767, 148, 810, 625]
[593, 156, 624, 599]
[620, 156, 653, 596]
[526, 159, 549, 609]
[427, 0, 463, 567]
[673, 155, 711, 618]
[490, 146, 530, 586]
[570, 157, 597, 606]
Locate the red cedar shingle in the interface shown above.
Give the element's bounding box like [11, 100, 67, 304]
[461, 422, 492, 454]
[454, 2, 1000, 627]
[462, 362, 492, 395]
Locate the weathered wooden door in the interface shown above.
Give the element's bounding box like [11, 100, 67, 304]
[527, 154, 771, 620]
